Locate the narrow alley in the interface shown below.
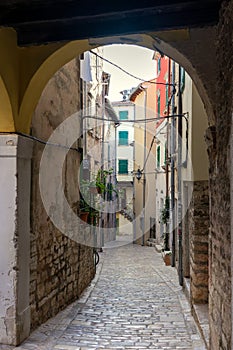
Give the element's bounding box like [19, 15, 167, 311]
[6, 243, 205, 350]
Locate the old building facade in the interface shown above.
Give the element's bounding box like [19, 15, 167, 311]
[0, 1, 232, 348]
[30, 57, 97, 330]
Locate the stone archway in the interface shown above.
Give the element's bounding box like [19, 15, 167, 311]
[0, 0, 232, 345]
[25, 30, 215, 347]
[0, 30, 216, 344]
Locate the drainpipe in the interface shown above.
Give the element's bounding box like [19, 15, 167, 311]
[131, 139, 136, 242]
[142, 87, 147, 246]
[114, 122, 120, 240]
[100, 89, 105, 248]
[165, 59, 171, 251]
[178, 65, 183, 286]
[132, 105, 136, 243]
[171, 61, 176, 266]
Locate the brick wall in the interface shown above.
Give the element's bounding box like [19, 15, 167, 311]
[189, 181, 209, 304]
[30, 58, 95, 329]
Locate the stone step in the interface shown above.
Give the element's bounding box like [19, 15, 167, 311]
[146, 240, 156, 247]
[155, 244, 162, 253]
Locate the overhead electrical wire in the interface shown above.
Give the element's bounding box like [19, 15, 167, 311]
[90, 50, 175, 87]
[12, 132, 82, 153]
[82, 113, 188, 123]
[141, 135, 156, 172]
[8, 50, 188, 153]
[5, 113, 188, 153]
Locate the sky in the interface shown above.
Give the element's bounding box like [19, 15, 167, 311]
[102, 45, 156, 102]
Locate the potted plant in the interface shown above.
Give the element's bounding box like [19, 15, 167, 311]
[161, 196, 170, 225]
[79, 198, 89, 222]
[162, 250, 172, 266]
[89, 209, 100, 226]
[95, 168, 118, 200]
[95, 168, 111, 194]
[160, 197, 170, 251]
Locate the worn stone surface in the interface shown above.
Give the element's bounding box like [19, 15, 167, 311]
[189, 181, 209, 304]
[207, 1, 233, 349]
[30, 58, 95, 330]
[0, 243, 206, 350]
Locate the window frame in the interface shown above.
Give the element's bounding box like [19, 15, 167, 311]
[157, 58, 161, 75]
[157, 90, 161, 116]
[118, 159, 128, 174]
[118, 130, 129, 146]
[157, 145, 161, 168]
[119, 110, 129, 120]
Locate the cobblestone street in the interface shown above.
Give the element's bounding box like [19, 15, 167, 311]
[2, 242, 206, 350]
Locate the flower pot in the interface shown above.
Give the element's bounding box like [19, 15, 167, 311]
[163, 253, 171, 266]
[80, 212, 89, 222]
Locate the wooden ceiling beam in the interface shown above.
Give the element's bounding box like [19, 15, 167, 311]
[0, 0, 222, 45]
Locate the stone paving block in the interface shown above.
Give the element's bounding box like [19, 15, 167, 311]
[0, 244, 207, 350]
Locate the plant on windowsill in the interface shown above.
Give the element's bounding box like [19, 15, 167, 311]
[95, 168, 112, 193]
[95, 168, 118, 200]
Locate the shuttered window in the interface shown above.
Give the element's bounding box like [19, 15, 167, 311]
[157, 91, 161, 116]
[119, 110, 128, 120]
[157, 146, 161, 168]
[119, 160, 128, 174]
[158, 58, 161, 74]
[181, 67, 185, 92]
[119, 131, 128, 145]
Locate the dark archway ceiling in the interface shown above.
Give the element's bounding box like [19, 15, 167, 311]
[0, 0, 222, 46]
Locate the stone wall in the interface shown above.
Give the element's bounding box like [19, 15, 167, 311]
[208, 1, 233, 348]
[182, 181, 193, 278]
[189, 181, 209, 304]
[30, 58, 95, 329]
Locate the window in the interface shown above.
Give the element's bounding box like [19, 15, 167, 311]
[157, 90, 161, 116]
[157, 145, 161, 168]
[180, 67, 185, 92]
[118, 159, 128, 174]
[164, 142, 167, 165]
[119, 110, 128, 120]
[157, 58, 161, 74]
[118, 131, 128, 146]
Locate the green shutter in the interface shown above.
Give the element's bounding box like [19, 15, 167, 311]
[157, 146, 161, 168]
[181, 67, 185, 92]
[157, 92, 161, 116]
[119, 131, 128, 145]
[119, 160, 128, 174]
[164, 142, 167, 164]
[158, 58, 161, 74]
[119, 110, 128, 120]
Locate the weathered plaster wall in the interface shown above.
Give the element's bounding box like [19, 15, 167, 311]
[208, 1, 233, 349]
[30, 58, 95, 329]
[0, 135, 32, 345]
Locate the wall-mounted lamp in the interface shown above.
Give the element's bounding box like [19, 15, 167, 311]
[135, 168, 143, 181]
